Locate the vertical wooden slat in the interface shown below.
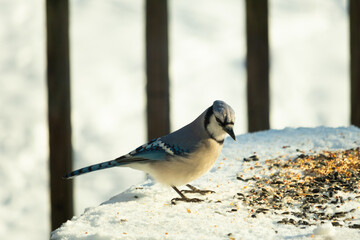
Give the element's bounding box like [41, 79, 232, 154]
[46, 0, 73, 230]
[145, 0, 170, 140]
[245, 0, 270, 132]
[350, 0, 360, 127]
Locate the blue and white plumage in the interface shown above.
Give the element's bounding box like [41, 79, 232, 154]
[64, 100, 236, 202]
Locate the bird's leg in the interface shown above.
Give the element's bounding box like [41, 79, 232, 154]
[181, 184, 215, 195]
[171, 186, 203, 204]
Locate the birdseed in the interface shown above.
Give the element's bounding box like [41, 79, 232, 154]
[235, 147, 360, 229]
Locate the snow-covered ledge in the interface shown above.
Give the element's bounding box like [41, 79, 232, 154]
[51, 127, 360, 240]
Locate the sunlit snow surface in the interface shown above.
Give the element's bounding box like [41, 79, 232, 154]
[52, 127, 360, 240]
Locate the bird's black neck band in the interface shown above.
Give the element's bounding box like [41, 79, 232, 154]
[204, 106, 224, 145]
[204, 106, 213, 129]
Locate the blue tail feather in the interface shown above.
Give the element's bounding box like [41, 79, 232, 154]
[63, 156, 151, 179]
[63, 138, 172, 179]
[64, 159, 122, 179]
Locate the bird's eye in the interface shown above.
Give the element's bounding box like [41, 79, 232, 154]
[215, 117, 223, 126]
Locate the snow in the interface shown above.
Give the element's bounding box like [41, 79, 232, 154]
[51, 126, 360, 240]
[313, 223, 336, 239]
[0, 0, 351, 239]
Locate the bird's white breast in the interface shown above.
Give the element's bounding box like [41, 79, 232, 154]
[141, 139, 223, 187]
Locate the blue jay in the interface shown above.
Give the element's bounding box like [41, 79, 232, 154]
[65, 100, 236, 202]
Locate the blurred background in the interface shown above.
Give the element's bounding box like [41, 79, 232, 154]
[0, 0, 350, 239]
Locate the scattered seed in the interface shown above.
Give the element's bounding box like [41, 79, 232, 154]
[331, 222, 342, 227]
[349, 224, 360, 229]
[235, 147, 360, 229]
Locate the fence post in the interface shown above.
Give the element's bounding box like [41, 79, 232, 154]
[46, 0, 74, 230]
[245, 0, 270, 132]
[145, 0, 170, 140]
[350, 0, 360, 127]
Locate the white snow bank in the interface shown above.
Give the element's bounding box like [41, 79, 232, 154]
[51, 126, 360, 240]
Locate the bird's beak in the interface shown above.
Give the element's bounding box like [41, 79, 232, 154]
[225, 127, 236, 141]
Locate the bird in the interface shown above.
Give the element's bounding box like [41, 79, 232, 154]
[64, 100, 236, 203]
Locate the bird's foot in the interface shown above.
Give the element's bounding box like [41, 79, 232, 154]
[171, 197, 203, 204]
[171, 185, 204, 204]
[181, 184, 215, 195]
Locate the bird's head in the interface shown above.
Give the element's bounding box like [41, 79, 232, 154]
[204, 100, 236, 144]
